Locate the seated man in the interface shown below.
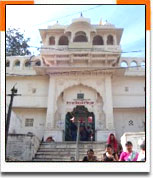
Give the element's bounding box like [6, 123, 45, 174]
[82, 149, 97, 162]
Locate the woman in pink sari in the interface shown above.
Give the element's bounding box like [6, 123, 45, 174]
[119, 141, 139, 161]
[107, 133, 118, 153]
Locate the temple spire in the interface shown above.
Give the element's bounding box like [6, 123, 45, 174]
[80, 12, 83, 17]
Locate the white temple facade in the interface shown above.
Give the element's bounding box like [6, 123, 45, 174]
[6, 16, 145, 142]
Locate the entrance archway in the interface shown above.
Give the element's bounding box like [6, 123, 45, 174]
[65, 105, 95, 141]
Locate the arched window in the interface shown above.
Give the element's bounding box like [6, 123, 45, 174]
[14, 60, 20, 67]
[107, 35, 114, 45]
[58, 36, 69, 45]
[73, 31, 88, 42]
[49, 36, 55, 45]
[35, 60, 41, 66]
[141, 61, 145, 68]
[25, 60, 31, 67]
[6, 60, 10, 67]
[93, 35, 104, 45]
[130, 61, 137, 67]
[120, 61, 128, 68]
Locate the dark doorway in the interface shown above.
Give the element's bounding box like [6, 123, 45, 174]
[65, 106, 95, 141]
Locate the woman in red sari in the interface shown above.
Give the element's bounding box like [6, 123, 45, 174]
[107, 133, 118, 153]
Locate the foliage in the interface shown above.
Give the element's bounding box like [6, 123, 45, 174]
[6, 28, 31, 56]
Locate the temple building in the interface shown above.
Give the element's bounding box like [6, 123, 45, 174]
[6, 16, 145, 145]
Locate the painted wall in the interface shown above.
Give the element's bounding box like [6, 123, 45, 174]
[7, 134, 40, 161]
[112, 76, 145, 108]
[6, 74, 145, 141]
[13, 108, 47, 140]
[6, 76, 49, 108]
[114, 108, 145, 140]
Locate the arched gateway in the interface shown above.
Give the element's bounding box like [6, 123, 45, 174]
[52, 83, 106, 142]
[65, 105, 95, 141]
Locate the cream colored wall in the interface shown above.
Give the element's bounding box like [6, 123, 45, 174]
[13, 108, 47, 140]
[6, 76, 49, 108]
[112, 76, 145, 108]
[114, 108, 145, 140]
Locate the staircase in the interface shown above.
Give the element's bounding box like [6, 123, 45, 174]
[33, 142, 106, 161]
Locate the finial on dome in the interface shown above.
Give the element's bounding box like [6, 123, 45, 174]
[56, 20, 58, 24]
[80, 12, 83, 17]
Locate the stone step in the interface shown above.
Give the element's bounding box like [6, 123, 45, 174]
[41, 141, 105, 145]
[38, 148, 104, 152]
[32, 158, 72, 161]
[36, 150, 104, 155]
[33, 142, 106, 161]
[35, 152, 103, 158]
[39, 144, 105, 149]
[34, 156, 102, 161]
[33, 156, 103, 161]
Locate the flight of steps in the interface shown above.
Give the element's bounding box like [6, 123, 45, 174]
[33, 142, 106, 161]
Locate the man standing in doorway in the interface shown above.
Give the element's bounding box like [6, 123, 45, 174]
[70, 121, 77, 141]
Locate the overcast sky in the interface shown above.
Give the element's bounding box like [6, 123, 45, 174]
[6, 5, 145, 57]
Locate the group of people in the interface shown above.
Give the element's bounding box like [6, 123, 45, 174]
[82, 133, 145, 162]
[45, 133, 145, 162]
[70, 122, 94, 141]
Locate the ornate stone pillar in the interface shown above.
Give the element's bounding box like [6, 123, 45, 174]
[45, 76, 56, 130]
[44, 77, 63, 142]
[113, 34, 117, 45]
[96, 74, 115, 142]
[104, 74, 114, 130]
[103, 35, 107, 45]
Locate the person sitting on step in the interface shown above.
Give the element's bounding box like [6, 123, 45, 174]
[102, 144, 118, 162]
[82, 149, 97, 162]
[119, 141, 138, 161]
[46, 136, 55, 142]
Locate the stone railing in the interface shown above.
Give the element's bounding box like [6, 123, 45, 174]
[6, 133, 40, 161]
[120, 57, 145, 70]
[6, 55, 43, 72]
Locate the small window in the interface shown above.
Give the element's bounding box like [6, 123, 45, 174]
[120, 61, 128, 68]
[93, 35, 104, 45]
[35, 60, 41, 66]
[6, 61, 10, 67]
[49, 36, 55, 45]
[125, 87, 129, 92]
[74, 31, 88, 42]
[25, 61, 31, 67]
[14, 60, 20, 67]
[129, 120, 134, 126]
[58, 36, 69, 45]
[77, 93, 84, 99]
[25, 118, 34, 127]
[130, 61, 137, 67]
[107, 35, 114, 45]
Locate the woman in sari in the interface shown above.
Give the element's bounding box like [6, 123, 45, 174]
[107, 133, 118, 153]
[119, 141, 139, 161]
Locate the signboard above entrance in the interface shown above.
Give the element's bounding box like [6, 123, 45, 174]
[66, 101, 94, 105]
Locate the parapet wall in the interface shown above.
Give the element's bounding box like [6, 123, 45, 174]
[6, 134, 40, 161]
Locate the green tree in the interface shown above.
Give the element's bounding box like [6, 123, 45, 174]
[6, 28, 31, 56]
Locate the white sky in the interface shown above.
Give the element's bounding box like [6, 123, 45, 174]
[6, 5, 145, 57]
